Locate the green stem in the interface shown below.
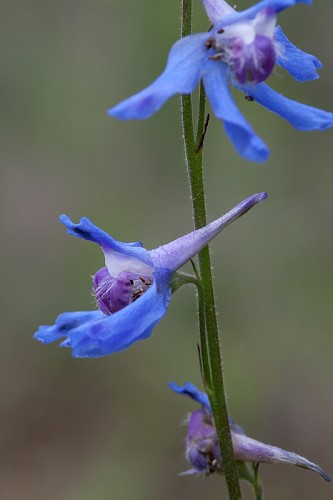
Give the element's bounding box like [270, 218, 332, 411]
[180, 2, 241, 498]
[252, 463, 263, 500]
[238, 463, 263, 500]
[197, 276, 212, 389]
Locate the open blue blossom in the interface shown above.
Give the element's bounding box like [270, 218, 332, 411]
[108, 0, 333, 162]
[169, 381, 331, 481]
[34, 193, 267, 358]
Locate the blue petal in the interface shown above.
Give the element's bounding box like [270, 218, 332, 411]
[202, 60, 269, 162]
[275, 26, 322, 81]
[34, 311, 105, 344]
[236, 82, 333, 130]
[107, 34, 209, 120]
[229, 419, 247, 435]
[34, 270, 172, 358]
[59, 214, 153, 268]
[218, 0, 312, 27]
[170, 382, 248, 434]
[202, 0, 235, 25]
[169, 381, 212, 411]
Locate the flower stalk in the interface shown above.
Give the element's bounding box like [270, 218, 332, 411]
[181, 1, 242, 498]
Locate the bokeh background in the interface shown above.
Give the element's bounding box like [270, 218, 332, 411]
[1, 1, 332, 499]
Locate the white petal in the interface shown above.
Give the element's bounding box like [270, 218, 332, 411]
[104, 250, 154, 277]
[221, 22, 256, 44]
[253, 8, 277, 38]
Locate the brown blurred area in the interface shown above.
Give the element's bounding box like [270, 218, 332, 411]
[0, 1, 332, 499]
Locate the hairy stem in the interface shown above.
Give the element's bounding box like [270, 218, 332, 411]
[181, 1, 242, 498]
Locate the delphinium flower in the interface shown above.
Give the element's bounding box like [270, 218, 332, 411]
[108, 0, 333, 162]
[169, 381, 331, 481]
[34, 193, 267, 358]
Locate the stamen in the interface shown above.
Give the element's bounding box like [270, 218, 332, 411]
[131, 276, 152, 303]
[205, 37, 216, 50]
[209, 52, 224, 61]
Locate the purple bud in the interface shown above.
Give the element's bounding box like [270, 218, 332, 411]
[185, 408, 222, 475]
[93, 267, 153, 314]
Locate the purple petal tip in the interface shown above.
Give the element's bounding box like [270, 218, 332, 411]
[318, 468, 331, 483]
[256, 192, 269, 202]
[239, 192, 268, 214]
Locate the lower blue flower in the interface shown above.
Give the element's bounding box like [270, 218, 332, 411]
[170, 381, 331, 481]
[34, 193, 267, 358]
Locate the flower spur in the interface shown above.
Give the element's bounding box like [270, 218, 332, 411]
[34, 193, 267, 358]
[108, 0, 333, 162]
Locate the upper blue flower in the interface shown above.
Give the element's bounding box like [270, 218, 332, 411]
[108, 0, 333, 162]
[169, 381, 331, 480]
[34, 193, 267, 358]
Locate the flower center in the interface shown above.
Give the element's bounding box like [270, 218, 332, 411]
[93, 267, 153, 315]
[206, 9, 277, 84]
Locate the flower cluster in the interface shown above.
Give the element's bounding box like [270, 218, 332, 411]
[33, 0, 331, 492]
[169, 381, 331, 481]
[34, 194, 267, 357]
[108, 0, 333, 162]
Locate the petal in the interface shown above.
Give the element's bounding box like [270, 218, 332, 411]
[217, 0, 312, 28]
[229, 419, 246, 436]
[202, 60, 269, 161]
[104, 250, 154, 278]
[34, 311, 105, 344]
[179, 468, 201, 476]
[202, 0, 235, 25]
[236, 82, 333, 130]
[218, 8, 276, 42]
[150, 193, 268, 272]
[59, 214, 154, 276]
[107, 34, 209, 120]
[168, 382, 211, 411]
[187, 408, 216, 440]
[232, 433, 331, 482]
[253, 7, 277, 38]
[34, 270, 172, 358]
[275, 25, 322, 81]
[60, 214, 142, 250]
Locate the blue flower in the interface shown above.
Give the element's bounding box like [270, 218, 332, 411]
[108, 0, 333, 162]
[169, 381, 331, 481]
[34, 193, 267, 358]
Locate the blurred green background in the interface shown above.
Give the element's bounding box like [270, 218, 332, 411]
[1, 1, 332, 499]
